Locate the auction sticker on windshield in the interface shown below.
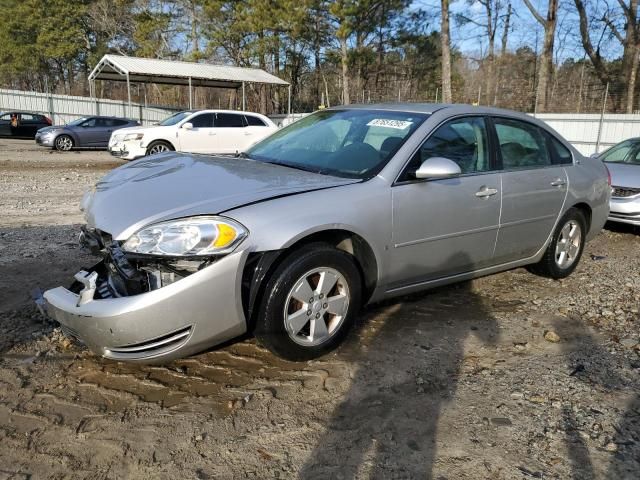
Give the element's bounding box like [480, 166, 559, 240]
[366, 119, 413, 129]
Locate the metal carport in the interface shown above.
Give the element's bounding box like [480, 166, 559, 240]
[88, 54, 291, 114]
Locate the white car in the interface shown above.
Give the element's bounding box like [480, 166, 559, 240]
[108, 110, 277, 160]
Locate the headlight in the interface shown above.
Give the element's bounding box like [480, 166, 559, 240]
[124, 133, 144, 141]
[122, 216, 247, 256]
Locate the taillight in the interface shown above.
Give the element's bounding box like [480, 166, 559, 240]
[45, 117, 52, 125]
[605, 164, 611, 186]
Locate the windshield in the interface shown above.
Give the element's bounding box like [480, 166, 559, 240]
[67, 117, 90, 127]
[159, 111, 193, 126]
[601, 139, 640, 164]
[246, 109, 428, 179]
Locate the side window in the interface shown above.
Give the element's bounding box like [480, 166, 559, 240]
[190, 113, 214, 128]
[94, 118, 110, 127]
[0, 113, 12, 123]
[548, 136, 573, 164]
[215, 113, 244, 128]
[245, 115, 266, 126]
[400, 116, 490, 181]
[81, 118, 97, 128]
[494, 118, 550, 169]
[113, 119, 129, 127]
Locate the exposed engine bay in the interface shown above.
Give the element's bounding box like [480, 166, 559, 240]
[74, 226, 214, 299]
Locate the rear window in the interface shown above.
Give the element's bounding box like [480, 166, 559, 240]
[245, 115, 266, 126]
[548, 136, 573, 164]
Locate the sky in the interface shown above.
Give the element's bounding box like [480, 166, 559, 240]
[414, 0, 624, 62]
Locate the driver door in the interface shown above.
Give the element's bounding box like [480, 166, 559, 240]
[389, 116, 502, 289]
[177, 113, 215, 153]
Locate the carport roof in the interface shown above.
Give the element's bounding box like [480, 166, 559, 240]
[89, 54, 290, 88]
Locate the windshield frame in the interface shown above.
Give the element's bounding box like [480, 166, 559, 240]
[245, 108, 429, 180]
[159, 111, 194, 126]
[600, 139, 640, 164]
[66, 117, 91, 127]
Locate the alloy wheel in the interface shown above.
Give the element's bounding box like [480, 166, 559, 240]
[56, 136, 73, 151]
[283, 267, 350, 347]
[555, 220, 582, 269]
[149, 143, 169, 154]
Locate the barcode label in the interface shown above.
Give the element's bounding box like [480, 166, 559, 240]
[366, 119, 413, 129]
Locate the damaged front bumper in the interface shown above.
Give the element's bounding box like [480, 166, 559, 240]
[42, 239, 249, 363]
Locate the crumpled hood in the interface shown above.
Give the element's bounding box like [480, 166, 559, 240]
[83, 152, 359, 240]
[606, 162, 640, 189]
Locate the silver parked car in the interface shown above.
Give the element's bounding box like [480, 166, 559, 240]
[42, 104, 610, 362]
[597, 138, 640, 226]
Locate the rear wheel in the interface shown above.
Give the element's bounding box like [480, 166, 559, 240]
[255, 244, 362, 360]
[528, 208, 586, 279]
[55, 135, 73, 151]
[146, 140, 173, 156]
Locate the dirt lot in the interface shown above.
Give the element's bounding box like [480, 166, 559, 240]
[0, 138, 639, 479]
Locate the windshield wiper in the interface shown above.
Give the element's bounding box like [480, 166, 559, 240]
[263, 160, 323, 174]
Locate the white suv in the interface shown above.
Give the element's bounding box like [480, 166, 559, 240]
[108, 110, 277, 160]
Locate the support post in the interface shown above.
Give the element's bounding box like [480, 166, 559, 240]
[126, 73, 132, 119]
[242, 82, 246, 111]
[287, 85, 292, 115]
[188, 77, 193, 109]
[595, 82, 609, 154]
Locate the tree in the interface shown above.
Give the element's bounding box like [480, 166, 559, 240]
[574, 0, 639, 113]
[440, 0, 452, 102]
[522, 0, 559, 112]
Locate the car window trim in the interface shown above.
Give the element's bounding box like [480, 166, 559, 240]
[393, 113, 498, 186]
[490, 115, 575, 171]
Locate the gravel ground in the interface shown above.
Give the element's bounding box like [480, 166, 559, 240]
[0, 138, 639, 479]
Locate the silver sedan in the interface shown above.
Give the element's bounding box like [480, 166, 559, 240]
[42, 104, 610, 363]
[597, 138, 640, 226]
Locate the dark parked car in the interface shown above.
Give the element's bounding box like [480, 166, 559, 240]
[35, 116, 140, 151]
[0, 111, 52, 138]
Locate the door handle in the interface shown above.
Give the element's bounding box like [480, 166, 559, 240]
[208, 132, 216, 136]
[550, 178, 566, 187]
[475, 187, 498, 198]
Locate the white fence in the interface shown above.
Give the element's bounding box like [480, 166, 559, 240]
[0, 88, 178, 125]
[2, 88, 640, 154]
[532, 113, 640, 156]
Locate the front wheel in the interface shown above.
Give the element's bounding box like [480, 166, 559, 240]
[55, 135, 74, 151]
[528, 208, 586, 279]
[146, 140, 174, 156]
[255, 244, 362, 361]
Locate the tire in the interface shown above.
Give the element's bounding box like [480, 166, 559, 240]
[255, 243, 362, 361]
[54, 134, 74, 151]
[146, 140, 174, 156]
[528, 208, 587, 279]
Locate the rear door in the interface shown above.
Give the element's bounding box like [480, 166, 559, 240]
[491, 117, 568, 263]
[18, 113, 43, 137]
[390, 116, 502, 288]
[0, 113, 12, 136]
[243, 114, 273, 149]
[213, 113, 247, 153]
[177, 112, 215, 153]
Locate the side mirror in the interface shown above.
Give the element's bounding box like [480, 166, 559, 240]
[414, 157, 462, 179]
[589, 152, 600, 159]
[182, 122, 193, 130]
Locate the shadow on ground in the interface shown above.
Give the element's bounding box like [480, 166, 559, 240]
[300, 254, 500, 478]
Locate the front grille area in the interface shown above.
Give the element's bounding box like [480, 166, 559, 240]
[612, 186, 640, 198]
[106, 326, 192, 360]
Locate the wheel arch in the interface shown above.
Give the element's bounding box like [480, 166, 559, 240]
[571, 202, 592, 233]
[146, 138, 176, 151]
[241, 228, 380, 330]
[55, 131, 76, 147]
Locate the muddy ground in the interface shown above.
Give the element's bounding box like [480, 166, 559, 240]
[0, 138, 639, 479]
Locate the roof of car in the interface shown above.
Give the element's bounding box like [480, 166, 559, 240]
[331, 102, 538, 119]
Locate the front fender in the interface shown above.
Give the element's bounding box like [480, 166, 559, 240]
[227, 179, 392, 289]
